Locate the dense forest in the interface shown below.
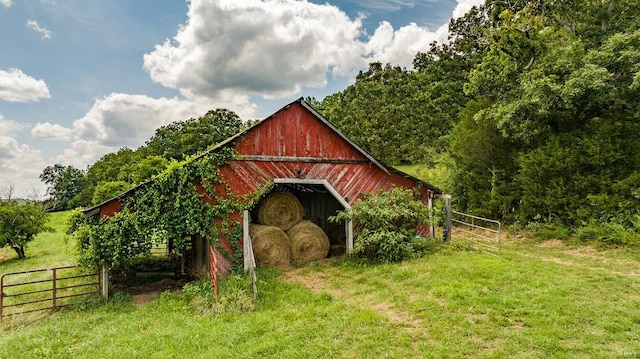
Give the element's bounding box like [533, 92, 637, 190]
[41, 0, 640, 239]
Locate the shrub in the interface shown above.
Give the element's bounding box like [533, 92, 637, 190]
[331, 187, 430, 262]
[182, 277, 255, 315]
[527, 222, 572, 241]
[576, 216, 640, 246]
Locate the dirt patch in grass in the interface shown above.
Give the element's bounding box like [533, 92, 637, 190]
[520, 244, 640, 278]
[282, 267, 426, 337]
[281, 268, 343, 295]
[121, 278, 187, 306]
[0, 250, 13, 261]
[536, 239, 565, 248]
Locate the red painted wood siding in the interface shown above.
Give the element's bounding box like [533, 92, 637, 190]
[234, 103, 364, 160]
[219, 160, 430, 206]
[99, 200, 122, 217]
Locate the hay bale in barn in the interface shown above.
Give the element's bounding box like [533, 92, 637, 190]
[257, 192, 304, 231]
[287, 220, 330, 263]
[249, 224, 291, 267]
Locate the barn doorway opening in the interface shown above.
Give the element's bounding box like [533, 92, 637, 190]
[245, 179, 352, 267]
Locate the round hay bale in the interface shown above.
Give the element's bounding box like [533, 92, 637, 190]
[287, 220, 330, 263]
[257, 192, 303, 231]
[249, 224, 291, 267]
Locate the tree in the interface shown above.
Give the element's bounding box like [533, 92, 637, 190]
[39, 164, 87, 211]
[146, 109, 243, 161]
[0, 201, 52, 259]
[320, 62, 450, 164]
[92, 181, 131, 205]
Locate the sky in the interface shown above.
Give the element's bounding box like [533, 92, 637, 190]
[0, 0, 483, 198]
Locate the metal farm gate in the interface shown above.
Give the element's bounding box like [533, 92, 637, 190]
[0, 265, 105, 322]
[450, 210, 502, 256]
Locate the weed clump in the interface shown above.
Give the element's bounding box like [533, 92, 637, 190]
[182, 277, 255, 315]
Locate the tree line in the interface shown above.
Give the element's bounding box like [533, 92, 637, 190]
[38, 0, 640, 242]
[314, 0, 640, 237]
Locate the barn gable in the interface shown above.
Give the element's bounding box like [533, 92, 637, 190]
[204, 98, 437, 202]
[234, 100, 387, 170]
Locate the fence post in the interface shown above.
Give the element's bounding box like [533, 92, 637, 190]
[100, 266, 109, 299]
[52, 268, 58, 309]
[444, 195, 452, 242]
[1, 275, 4, 322]
[428, 196, 435, 238]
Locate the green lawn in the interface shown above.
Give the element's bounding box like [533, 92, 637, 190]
[1, 213, 639, 358]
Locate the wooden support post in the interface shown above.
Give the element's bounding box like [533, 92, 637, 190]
[346, 219, 353, 254]
[100, 266, 109, 299]
[243, 210, 251, 271]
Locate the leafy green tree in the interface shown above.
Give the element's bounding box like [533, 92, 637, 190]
[320, 62, 450, 164]
[85, 147, 141, 186]
[39, 164, 87, 211]
[127, 156, 169, 184]
[448, 2, 640, 224]
[146, 109, 243, 161]
[92, 181, 131, 205]
[0, 201, 52, 259]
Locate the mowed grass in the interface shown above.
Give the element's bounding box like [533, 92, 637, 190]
[1, 214, 639, 358]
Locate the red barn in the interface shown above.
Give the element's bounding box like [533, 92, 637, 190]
[85, 98, 441, 274]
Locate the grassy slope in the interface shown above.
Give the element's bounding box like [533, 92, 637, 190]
[1, 214, 639, 358]
[0, 211, 76, 271]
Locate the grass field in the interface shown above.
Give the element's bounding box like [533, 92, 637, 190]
[1, 212, 639, 358]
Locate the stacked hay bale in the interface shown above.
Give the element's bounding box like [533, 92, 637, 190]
[257, 192, 303, 231]
[248, 224, 291, 267]
[287, 220, 330, 262]
[250, 191, 330, 267]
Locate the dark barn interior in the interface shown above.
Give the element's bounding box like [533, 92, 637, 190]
[250, 183, 347, 257]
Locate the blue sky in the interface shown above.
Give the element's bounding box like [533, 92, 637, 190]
[0, 0, 482, 197]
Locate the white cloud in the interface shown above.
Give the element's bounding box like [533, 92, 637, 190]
[31, 122, 73, 141]
[72, 93, 233, 147]
[144, 0, 366, 100]
[143, 0, 485, 102]
[365, 21, 449, 68]
[0, 136, 46, 198]
[55, 139, 113, 171]
[0, 68, 51, 102]
[364, 0, 484, 68]
[0, 113, 28, 134]
[26, 19, 52, 40]
[55, 92, 255, 170]
[0, 113, 46, 197]
[0, 0, 11, 9]
[452, 0, 484, 19]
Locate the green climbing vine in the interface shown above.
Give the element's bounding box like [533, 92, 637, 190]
[68, 147, 273, 272]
